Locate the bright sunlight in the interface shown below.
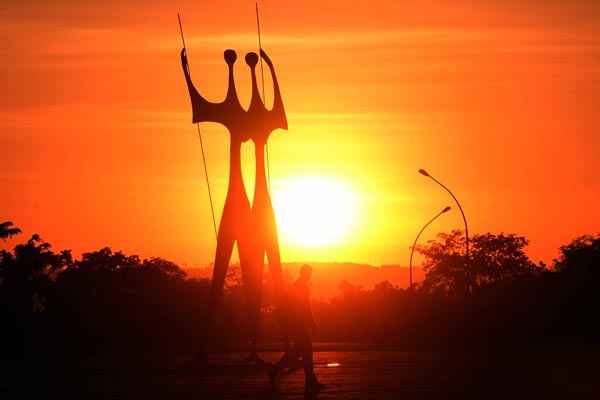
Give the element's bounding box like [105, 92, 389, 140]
[272, 177, 359, 248]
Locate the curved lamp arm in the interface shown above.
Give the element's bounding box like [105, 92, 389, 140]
[419, 169, 471, 293]
[409, 206, 451, 288]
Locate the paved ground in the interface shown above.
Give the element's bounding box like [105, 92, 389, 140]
[3, 346, 600, 399]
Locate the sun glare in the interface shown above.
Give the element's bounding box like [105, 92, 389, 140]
[272, 177, 359, 248]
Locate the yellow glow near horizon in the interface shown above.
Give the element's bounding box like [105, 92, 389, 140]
[272, 177, 359, 248]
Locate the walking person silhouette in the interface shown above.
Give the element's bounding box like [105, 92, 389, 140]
[269, 265, 325, 393]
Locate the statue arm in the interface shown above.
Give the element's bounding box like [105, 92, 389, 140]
[260, 49, 288, 130]
[180, 48, 222, 124]
[181, 49, 200, 103]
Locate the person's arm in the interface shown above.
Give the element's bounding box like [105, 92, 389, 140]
[310, 304, 319, 332]
[304, 285, 319, 332]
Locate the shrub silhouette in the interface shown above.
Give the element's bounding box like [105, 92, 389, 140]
[1, 222, 599, 362]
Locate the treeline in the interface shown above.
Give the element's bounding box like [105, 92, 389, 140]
[1, 221, 599, 362]
[315, 231, 600, 347]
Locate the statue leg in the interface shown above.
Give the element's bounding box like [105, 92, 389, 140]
[263, 208, 290, 353]
[240, 243, 264, 362]
[210, 229, 235, 310]
[200, 211, 236, 356]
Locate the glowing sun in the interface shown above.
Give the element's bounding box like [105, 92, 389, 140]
[272, 177, 359, 247]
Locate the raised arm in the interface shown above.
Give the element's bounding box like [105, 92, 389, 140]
[180, 48, 234, 125]
[260, 49, 288, 131]
[180, 49, 196, 97]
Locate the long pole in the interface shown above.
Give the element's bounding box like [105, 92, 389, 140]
[255, 1, 271, 190]
[255, 3, 266, 105]
[409, 207, 450, 288]
[178, 14, 218, 239]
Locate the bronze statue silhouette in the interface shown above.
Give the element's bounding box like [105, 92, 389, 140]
[180, 47, 287, 361]
[246, 50, 288, 360]
[181, 47, 254, 318]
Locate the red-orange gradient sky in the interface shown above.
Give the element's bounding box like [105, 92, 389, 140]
[1, 0, 599, 268]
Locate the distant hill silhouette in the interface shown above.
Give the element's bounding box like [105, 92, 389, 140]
[184, 262, 425, 299]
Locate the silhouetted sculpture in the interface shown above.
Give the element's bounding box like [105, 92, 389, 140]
[181, 47, 288, 361]
[181, 48, 254, 334]
[245, 50, 289, 360]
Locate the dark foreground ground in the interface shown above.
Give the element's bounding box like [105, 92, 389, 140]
[2, 343, 599, 399]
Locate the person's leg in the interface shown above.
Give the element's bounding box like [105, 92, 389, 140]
[274, 344, 297, 369]
[269, 340, 300, 385]
[299, 330, 324, 391]
[299, 331, 313, 379]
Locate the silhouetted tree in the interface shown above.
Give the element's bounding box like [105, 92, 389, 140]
[1, 234, 72, 290]
[0, 221, 21, 240]
[75, 246, 141, 272]
[548, 233, 600, 337]
[142, 257, 187, 281]
[553, 234, 600, 276]
[417, 230, 542, 294]
[0, 234, 72, 357]
[470, 232, 544, 284]
[416, 230, 468, 294]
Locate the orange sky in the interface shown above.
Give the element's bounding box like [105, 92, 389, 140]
[1, 0, 599, 267]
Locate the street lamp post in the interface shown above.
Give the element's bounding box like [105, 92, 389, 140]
[409, 206, 451, 288]
[418, 169, 471, 293]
